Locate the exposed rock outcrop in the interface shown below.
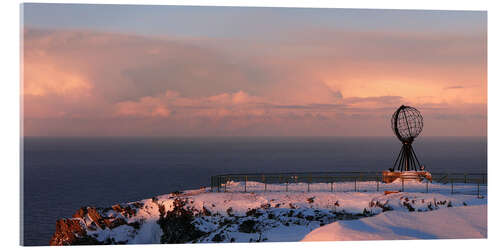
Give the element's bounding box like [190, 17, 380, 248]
[50, 203, 144, 245]
[49, 189, 470, 245]
[49, 218, 100, 245]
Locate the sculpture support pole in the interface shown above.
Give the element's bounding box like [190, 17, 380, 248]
[402, 146, 407, 171]
[398, 146, 405, 171]
[392, 146, 404, 171]
[410, 145, 422, 169]
[394, 143, 421, 172]
[408, 145, 416, 171]
[406, 144, 412, 171]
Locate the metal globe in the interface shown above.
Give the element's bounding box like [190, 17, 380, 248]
[391, 105, 423, 143]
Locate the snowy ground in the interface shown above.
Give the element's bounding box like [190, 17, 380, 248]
[52, 180, 487, 245]
[302, 204, 487, 241]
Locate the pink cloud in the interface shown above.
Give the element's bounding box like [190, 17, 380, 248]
[114, 96, 171, 118]
[22, 28, 486, 136]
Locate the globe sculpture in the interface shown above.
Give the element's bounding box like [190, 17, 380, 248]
[383, 105, 432, 183]
[391, 105, 423, 145]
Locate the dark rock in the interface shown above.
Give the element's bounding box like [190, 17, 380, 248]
[307, 197, 315, 204]
[112, 204, 124, 213]
[211, 232, 225, 242]
[157, 198, 205, 243]
[171, 190, 182, 196]
[120, 205, 138, 218]
[202, 206, 212, 216]
[362, 208, 371, 216]
[109, 218, 127, 229]
[260, 203, 271, 209]
[246, 208, 263, 217]
[238, 219, 258, 233]
[402, 201, 415, 212]
[226, 207, 234, 216]
[369, 200, 391, 212]
[220, 218, 233, 226]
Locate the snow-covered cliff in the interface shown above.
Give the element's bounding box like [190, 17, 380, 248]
[49, 181, 487, 245]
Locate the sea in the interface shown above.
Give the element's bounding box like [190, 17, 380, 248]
[21, 136, 487, 246]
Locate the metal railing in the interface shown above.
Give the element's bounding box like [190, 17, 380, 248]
[210, 172, 487, 196]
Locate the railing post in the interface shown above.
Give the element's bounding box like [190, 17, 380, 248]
[217, 176, 221, 192]
[376, 176, 379, 192]
[286, 180, 288, 192]
[451, 179, 454, 194]
[359, 174, 363, 191]
[354, 177, 357, 192]
[477, 182, 480, 198]
[464, 174, 467, 184]
[264, 175, 267, 192]
[426, 181, 429, 193]
[224, 176, 227, 193]
[245, 175, 247, 193]
[330, 181, 333, 192]
[307, 177, 310, 192]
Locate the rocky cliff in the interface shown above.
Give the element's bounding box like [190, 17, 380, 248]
[50, 185, 484, 245]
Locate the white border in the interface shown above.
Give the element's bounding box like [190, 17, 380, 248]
[1, 0, 497, 249]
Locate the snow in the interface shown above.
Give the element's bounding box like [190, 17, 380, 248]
[181, 189, 486, 243]
[70, 180, 486, 244]
[302, 204, 487, 241]
[159, 189, 483, 217]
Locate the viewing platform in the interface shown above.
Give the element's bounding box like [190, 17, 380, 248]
[210, 171, 487, 196]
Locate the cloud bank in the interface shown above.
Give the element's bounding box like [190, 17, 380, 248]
[22, 28, 486, 136]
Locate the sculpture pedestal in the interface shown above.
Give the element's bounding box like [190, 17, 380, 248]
[382, 171, 432, 183]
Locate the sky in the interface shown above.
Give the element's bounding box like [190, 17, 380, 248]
[21, 3, 487, 137]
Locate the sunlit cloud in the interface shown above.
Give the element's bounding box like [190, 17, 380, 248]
[22, 27, 486, 136]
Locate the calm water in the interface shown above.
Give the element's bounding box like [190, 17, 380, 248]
[22, 136, 487, 245]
